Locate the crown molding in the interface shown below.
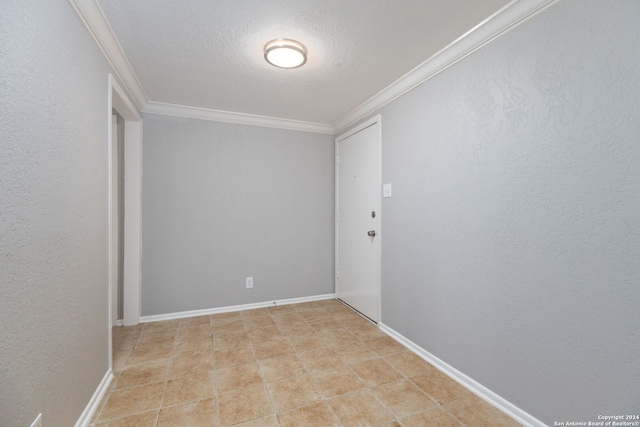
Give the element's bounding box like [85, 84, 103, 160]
[67, 0, 148, 111]
[144, 101, 335, 134]
[332, 0, 561, 134]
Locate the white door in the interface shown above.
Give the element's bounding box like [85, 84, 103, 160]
[336, 116, 381, 322]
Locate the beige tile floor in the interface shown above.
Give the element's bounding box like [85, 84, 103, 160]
[90, 299, 520, 427]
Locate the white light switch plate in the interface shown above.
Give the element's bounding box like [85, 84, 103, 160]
[383, 183, 392, 198]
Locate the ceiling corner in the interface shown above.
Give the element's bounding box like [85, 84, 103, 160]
[67, 0, 148, 111]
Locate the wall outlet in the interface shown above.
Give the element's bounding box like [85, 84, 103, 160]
[383, 183, 392, 198]
[245, 277, 253, 289]
[30, 413, 42, 427]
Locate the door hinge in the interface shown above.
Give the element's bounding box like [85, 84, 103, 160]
[335, 212, 339, 221]
[336, 156, 340, 164]
[336, 269, 339, 279]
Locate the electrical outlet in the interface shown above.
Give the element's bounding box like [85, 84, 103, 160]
[246, 277, 253, 289]
[31, 413, 42, 427]
[383, 183, 392, 198]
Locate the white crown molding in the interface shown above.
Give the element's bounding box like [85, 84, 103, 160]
[332, 0, 561, 134]
[144, 101, 335, 134]
[67, 0, 148, 111]
[379, 323, 547, 427]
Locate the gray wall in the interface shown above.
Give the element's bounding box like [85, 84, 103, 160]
[141, 114, 334, 316]
[364, 0, 639, 423]
[0, 1, 114, 426]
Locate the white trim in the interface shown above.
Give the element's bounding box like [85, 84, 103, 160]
[75, 370, 113, 427]
[332, 0, 560, 133]
[379, 323, 547, 427]
[335, 115, 382, 323]
[108, 75, 143, 329]
[140, 294, 336, 323]
[143, 101, 334, 135]
[67, 0, 147, 111]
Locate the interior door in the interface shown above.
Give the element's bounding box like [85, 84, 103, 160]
[336, 116, 381, 322]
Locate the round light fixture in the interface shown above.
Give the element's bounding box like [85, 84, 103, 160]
[264, 39, 307, 69]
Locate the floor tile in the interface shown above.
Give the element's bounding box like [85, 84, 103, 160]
[214, 344, 254, 369]
[253, 338, 293, 360]
[329, 389, 394, 426]
[217, 383, 273, 427]
[444, 393, 521, 426]
[103, 305, 519, 427]
[317, 329, 358, 349]
[286, 335, 325, 353]
[266, 374, 322, 411]
[350, 358, 402, 387]
[172, 336, 213, 358]
[371, 378, 436, 417]
[345, 324, 387, 341]
[384, 351, 435, 377]
[216, 361, 263, 393]
[157, 397, 216, 427]
[334, 343, 379, 365]
[307, 318, 341, 333]
[298, 348, 344, 373]
[168, 353, 213, 379]
[292, 301, 321, 311]
[212, 319, 245, 334]
[210, 312, 242, 324]
[401, 407, 463, 427]
[365, 335, 407, 356]
[96, 410, 158, 427]
[143, 320, 180, 332]
[178, 315, 211, 328]
[162, 372, 214, 406]
[138, 329, 177, 345]
[248, 326, 283, 343]
[278, 322, 315, 336]
[411, 370, 470, 404]
[115, 360, 168, 390]
[299, 308, 329, 321]
[99, 383, 164, 421]
[268, 304, 295, 315]
[241, 307, 271, 318]
[214, 331, 251, 348]
[127, 343, 173, 366]
[112, 347, 132, 373]
[176, 325, 212, 342]
[244, 316, 276, 330]
[309, 367, 365, 398]
[277, 402, 340, 427]
[232, 414, 280, 427]
[258, 353, 306, 383]
[271, 312, 304, 325]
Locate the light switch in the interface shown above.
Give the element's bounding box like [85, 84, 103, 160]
[383, 183, 392, 198]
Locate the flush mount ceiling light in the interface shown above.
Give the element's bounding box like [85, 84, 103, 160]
[264, 39, 307, 69]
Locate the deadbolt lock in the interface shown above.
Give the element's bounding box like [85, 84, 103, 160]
[367, 230, 376, 237]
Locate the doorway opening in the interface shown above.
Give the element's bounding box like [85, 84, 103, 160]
[108, 74, 142, 370]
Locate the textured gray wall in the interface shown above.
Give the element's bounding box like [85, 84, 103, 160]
[0, 1, 113, 426]
[368, 0, 639, 424]
[141, 114, 334, 316]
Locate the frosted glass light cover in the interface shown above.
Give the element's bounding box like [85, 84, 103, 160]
[264, 39, 307, 69]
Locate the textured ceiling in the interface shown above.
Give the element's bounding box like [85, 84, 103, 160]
[97, 0, 510, 125]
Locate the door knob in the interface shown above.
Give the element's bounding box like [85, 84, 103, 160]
[367, 230, 376, 237]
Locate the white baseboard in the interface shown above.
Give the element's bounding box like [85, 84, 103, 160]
[379, 323, 546, 427]
[75, 369, 113, 427]
[140, 293, 336, 323]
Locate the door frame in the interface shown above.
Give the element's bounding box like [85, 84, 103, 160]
[108, 74, 143, 367]
[335, 115, 382, 323]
